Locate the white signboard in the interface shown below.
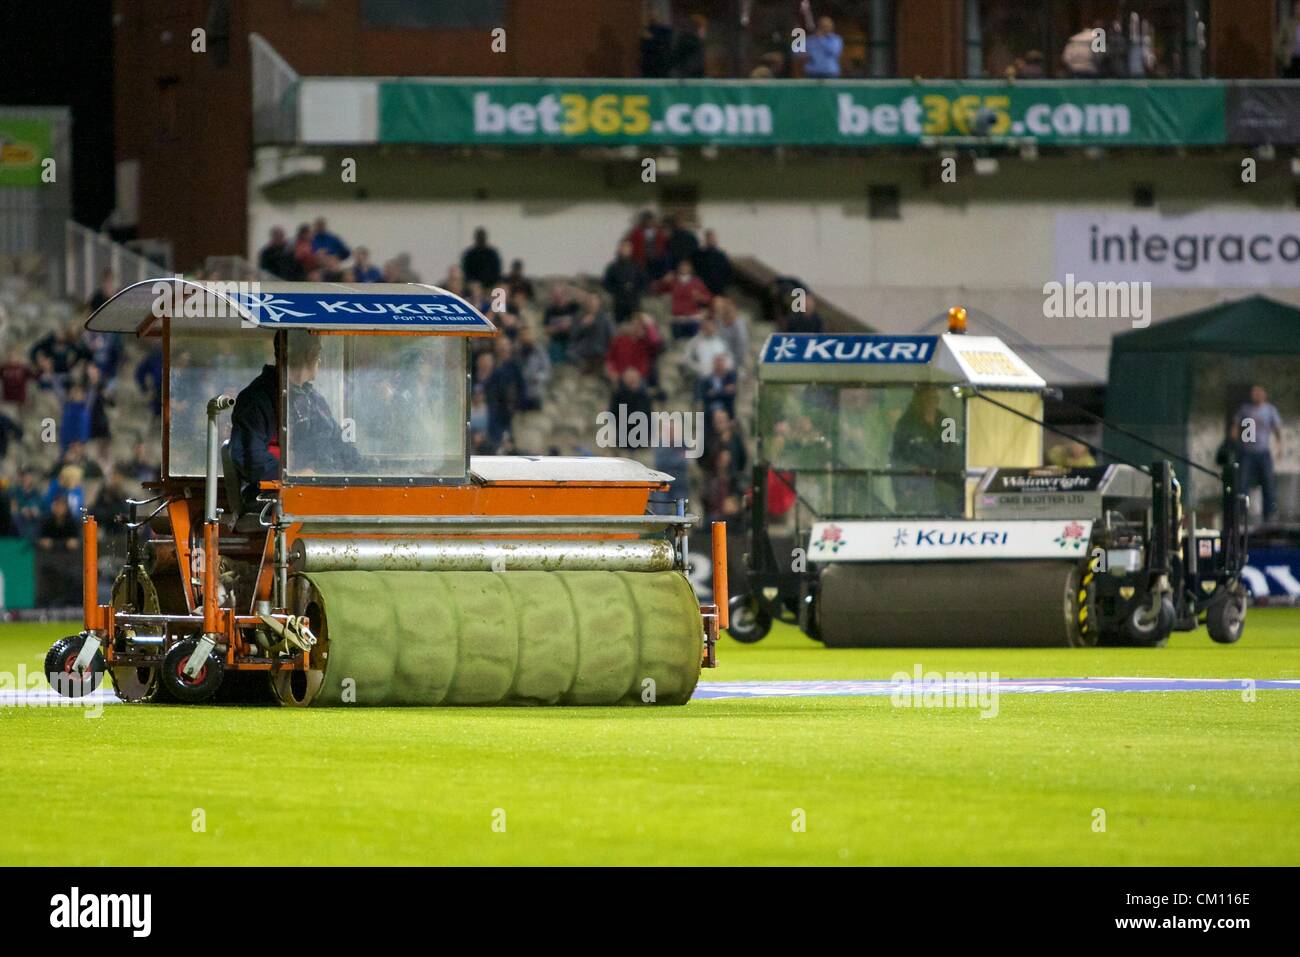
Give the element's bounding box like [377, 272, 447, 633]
[1055, 211, 1300, 287]
[808, 519, 1094, 562]
[941, 334, 1046, 390]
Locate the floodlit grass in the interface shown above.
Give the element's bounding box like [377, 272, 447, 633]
[1, 611, 1297, 866]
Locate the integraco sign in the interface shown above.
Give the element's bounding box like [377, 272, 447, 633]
[374, 79, 1235, 147]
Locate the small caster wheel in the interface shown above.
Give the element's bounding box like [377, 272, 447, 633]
[727, 594, 772, 643]
[44, 635, 105, 699]
[1124, 596, 1175, 648]
[161, 638, 224, 703]
[1206, 586, 1247, 644]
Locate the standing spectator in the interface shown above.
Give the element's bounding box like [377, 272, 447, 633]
[609, 368, 654, 441]
[11, 468, 45, 539]
[57, 379, 95, 451]
[37, 496, 82, 607]
[640, 8, 675, 77]
[692, 229, 732, 296]
[713, 295, 751, 373]
[441, 264, 466, 295]
[505, 259, 535, 301]
[0, 348, 35, 404]
[311, 217, 350, 261]
[799, 2, 844, 78]
[568, 294, 614, 375]
[664, 215, 700, 274]
[83, 324, 123, 384]
[696, 353, 738, 419]
[92, 467, 132, 533]
[702, 448, 743, 526]
[704, 407, 747, 476]
[603, 240, 649, 322]
[605, 313, 663, 387]
[671, 14, 708, 78]
[351, 246, 382, 283]
[687, 315, 732, 380]
[483, 338, 525, 445]
[135, 342, 164, 417]
[784, 290, 825, 333]
[517, 327, 551, 411]
[543, 283, 579, 364]
[655, 259, 712, 339]
[88, 268, 116, 312]
[1232, 384, 1284, 522]
[1279, 1, 1300, 77]
[1062, 21, 1103, 77]
[461, 228, 503, 288]
[258, 227, 297, 278]
[624, 211, 669, 278]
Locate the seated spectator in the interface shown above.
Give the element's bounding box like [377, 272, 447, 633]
[1047, 440, 1097, 468]
[441, 264, 466, 296]
[57, 379, 95, 451]
[696, 353, 738, 419]
[122, 441, 159, 484]
[37, 496, 82, 607]
[506, 259, 535, 301]
[655, 259, 712, 339]
[462, 227, 503, 288]
[0, 348, 36, 404]
[712, 295, 751, 373]
[319, 252, 347, 282]
[799, 2, 844, 78]
[54, 442, 103, 482]
[311, 217, 350, 261]
[625, 210, 669, 278]
[652, 419, 690, 508]
[1061, 22, 1103, 78]
[568, 293, 614, 375]
[84, 364, 113, 449]
[603, 240, 649, 322]
[687, 315, 732, 379]
[292, 224, 317, 274]
[605, 313, 663, 387]
[83, 324, 123, 385]
[543, 284, 579, 364]
[258, 226, 298, 279]
[10, 468, 45, 539]
[44, 464, 85, 515]
[517, 327, 551, 411]
[92, 466, 132, 533]
[351, 246, 383, 283]
[693, 229, 732, 296]
[135, 343, 164, 417]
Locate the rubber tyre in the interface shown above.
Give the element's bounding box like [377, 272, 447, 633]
[44, 635, 105, 699]
[161, 638, 225, 704]
[1206, 587, 1247, 644]
[1123, 596, 1175, 648]
[727, 594, 772, 643]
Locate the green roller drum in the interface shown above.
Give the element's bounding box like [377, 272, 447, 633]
[288, 569, 703, 706]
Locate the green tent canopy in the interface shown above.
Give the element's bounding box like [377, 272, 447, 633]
[1104, 295, 1300, 515]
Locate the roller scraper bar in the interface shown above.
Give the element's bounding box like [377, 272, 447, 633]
[291, 537, 679, 573]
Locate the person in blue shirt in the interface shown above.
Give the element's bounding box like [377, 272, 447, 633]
[800, 1, 843, 78]
[310, 217, 350, 261]
[350, 246, 383, 283]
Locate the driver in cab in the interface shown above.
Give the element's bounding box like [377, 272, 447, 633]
[230, 330, 361, 508]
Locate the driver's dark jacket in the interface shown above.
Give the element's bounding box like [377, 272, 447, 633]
[230, 364, 361, 504]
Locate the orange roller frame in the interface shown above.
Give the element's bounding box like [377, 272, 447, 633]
[712, 521, 728, 629]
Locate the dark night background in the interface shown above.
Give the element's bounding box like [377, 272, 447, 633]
[0, 0, 115, 227]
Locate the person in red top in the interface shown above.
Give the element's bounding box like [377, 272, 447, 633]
[605, 312, 663, 388]
[623, 210, 668, 277]
[0, 349, 35, 404]
[654, 259, 713, 340]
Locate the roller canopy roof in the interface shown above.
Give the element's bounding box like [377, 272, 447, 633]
[758, 332, 1046, 390]
[85, 279, 496, 335]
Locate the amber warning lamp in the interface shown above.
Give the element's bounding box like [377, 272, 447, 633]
[947, 306, 968, 334]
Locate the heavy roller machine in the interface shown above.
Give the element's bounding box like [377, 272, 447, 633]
[728, 308, 1248, 648]
[45, 280, 725, 705]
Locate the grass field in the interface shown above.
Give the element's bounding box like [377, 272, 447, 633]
[1, 612, 1298, 866]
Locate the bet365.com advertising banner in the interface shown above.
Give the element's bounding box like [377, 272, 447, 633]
[0, 117, 51, 187]
[379, 80, 1225, 148]
[1055, 211, 1300, 287]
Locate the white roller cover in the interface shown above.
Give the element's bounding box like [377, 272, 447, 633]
[470, 455, 673, 485]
